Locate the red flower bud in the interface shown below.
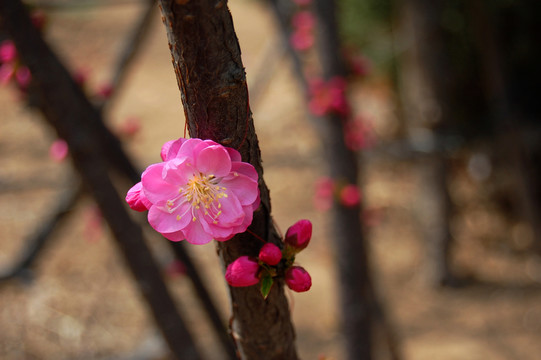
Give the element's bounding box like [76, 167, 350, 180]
[285, 219, 312, 251]
[225, 256, 260, 287]
[259, 243, 282, 266]
[285, 266, 312, 292]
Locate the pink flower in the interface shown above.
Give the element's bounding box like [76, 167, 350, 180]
[165, 259, 186, 278]
[292, 11, 315, 31]
[117, 117, 141, 138]
[308, 77, 350, 117]
[290, 29, 314, 51]
[225, 256, 260, 287]
[49, 139, 69, 162]
[0, 40, 17, 63]
[314, 177, 334, 211]
[126, 182, 152, 212]
[259, 243, 282, 266]
[0, 63, 15, 85]
[15, 66, 31, 88]
[344, 118, 374, 151]
[135, 138, 260, 245]
[96, 83, 114, 99]
[339, 184, 361, 207]
[285, 266, 312, 292]
[285, 219, 312, 252]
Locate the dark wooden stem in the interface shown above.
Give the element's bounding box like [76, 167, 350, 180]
[158, 1, 298, 359]
[0, 2, 201, 359]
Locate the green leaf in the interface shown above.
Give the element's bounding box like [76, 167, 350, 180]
[260, 273, 274, 300]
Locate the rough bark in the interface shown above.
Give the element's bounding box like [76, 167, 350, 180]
[313, 0, 373, 358]
[0, 2, 201, 359]
[158, 1, 298, 359]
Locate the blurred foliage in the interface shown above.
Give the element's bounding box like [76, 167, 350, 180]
[337, 0, 394, 75]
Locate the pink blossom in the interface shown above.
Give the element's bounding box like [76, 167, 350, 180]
[126, 182, 152, 212]
[15, 66, 31, 88]
[96, 83, 114, 99]
[314, 176, 334, 211]
[225, 256, 260, 287]
[49, 139, 69, 162]
[344, 119, 372, 151]
[259, 243, 282, 266]
[165, 259, 186, 278]
[285, 219, 312, 251]
[285, 266, 312, 292]
[339, 184, 361, 207]
[0, 63, 15, 85]
[117, 117, 141, 138]
[135, 138, 260, 245]
[308, 77, 350, 117]
[0, 40, 17, 63]
[293, 0, 312, 5]
[292, 11, 315, 31]
[290, 29, 314, 51]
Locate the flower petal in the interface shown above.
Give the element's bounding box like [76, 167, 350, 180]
[183, 219, 215, 245]
[148, 201, 191, 233]
[221, 173, 259, 206]
[195, 145, 231, 177]
[141, 163, 178, 204]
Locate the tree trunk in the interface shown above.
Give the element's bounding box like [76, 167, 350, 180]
[158, 1, 298, 359]
[314, 0, 373, 358]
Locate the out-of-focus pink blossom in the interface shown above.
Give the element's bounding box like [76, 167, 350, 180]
[96, 83, 114, 99]
[314, 176, 334, 211]
[49, 139, 69, 162]
[285, 266, 312, 292]
[344, 118, 374, 151]
[126, 182, 152, 212]
[73, 68, 89, 87]
[225, 256, 260, 287]
[165, 259, 186, 278]
[293, 0, 312, 5]
[15, 66, 31, 88]
[117, 117, 141, 138]
[285, 219, 312, 252]
[308, 77, 350, 117]
[0, 40, 17, 63]
[0, 63, 15, 85]
[259, 243, 282, 266]
[339, 184, 361, 207]
[134, 138, 260, 245]
[290, 29, 314, 51]
[31, 10, 47, 30]
[292, 11, 315, 31]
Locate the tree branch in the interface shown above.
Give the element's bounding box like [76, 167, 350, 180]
[158, 1, 298, 359]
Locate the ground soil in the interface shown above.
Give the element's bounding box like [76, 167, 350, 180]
[1, 1, 541, 359]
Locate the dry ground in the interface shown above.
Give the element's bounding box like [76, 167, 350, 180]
[1, 1, 541, 359]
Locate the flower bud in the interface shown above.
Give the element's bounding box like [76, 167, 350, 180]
[285, 219, 312, 251]
[285, 266, 312, 292]
[259, 243, 282, 266]
[126, 182, 151, 212]
[225, 256, 260, 287]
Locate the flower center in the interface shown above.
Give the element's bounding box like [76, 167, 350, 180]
[173, 173, 228, 224]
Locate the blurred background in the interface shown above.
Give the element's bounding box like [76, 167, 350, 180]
[1, 0, 540, 359]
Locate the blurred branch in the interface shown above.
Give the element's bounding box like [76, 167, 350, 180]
[0, 2, 201, 358]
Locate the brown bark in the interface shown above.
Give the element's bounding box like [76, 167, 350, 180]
[0, 2, 201, 359]
[158, 1, 298, 359]
[311, 0, 374, 358]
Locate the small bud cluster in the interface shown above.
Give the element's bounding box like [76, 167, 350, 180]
[225, 219, 313, 298]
